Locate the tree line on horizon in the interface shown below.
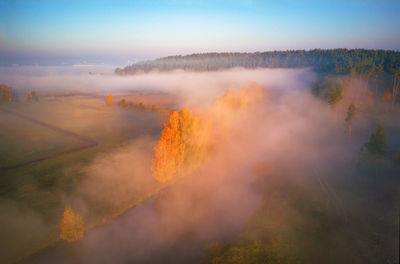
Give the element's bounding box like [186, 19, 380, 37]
[116, 49, 400, 77]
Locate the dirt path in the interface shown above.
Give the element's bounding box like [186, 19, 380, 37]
[0, 108, 98, 170]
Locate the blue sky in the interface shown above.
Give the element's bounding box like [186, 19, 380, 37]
[0, 0, 399, 65]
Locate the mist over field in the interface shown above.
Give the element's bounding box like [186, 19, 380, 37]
[2, 63, 398, 264]
[67, 69, 342, 264]
[0, 67, 316, 260]
[0, 65, 314, 105]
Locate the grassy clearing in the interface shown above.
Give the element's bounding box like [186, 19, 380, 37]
[0, 96, 168, 264]
[0, 110, 82, 168]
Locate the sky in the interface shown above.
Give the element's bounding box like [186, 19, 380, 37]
[0, 0, 399, 65]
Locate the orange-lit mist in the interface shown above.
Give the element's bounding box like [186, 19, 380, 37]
[151, 83, 266, 183]
[3, 68, 398, 264]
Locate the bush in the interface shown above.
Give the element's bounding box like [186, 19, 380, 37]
[0, 84, 13, 102]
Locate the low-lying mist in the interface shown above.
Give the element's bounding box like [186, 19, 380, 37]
[66, 69, 360, 264]
[1, 66, 398, 264]
[0, 66, 313, 102]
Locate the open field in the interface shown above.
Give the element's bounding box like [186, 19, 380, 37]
[0, 94, 175, 263]
[0, 109, 85, 169]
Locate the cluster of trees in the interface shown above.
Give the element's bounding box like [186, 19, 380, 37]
[313, 78, 356, 135]
[314, 78, 391, 161]
[116, 49, 400, 76]
[313, 78, 344, 106]
[151, 84, 267, 183]
[313, 76, 396, 144]
[0, 85, 40, 103]
[0, 85, 41, 103]
[117, 49, 400, 103]
[118, 98, 171, 113]
[0, 84, 13, 102]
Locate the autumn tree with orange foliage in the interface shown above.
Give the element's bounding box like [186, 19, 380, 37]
[60, 206, 84, 242]
[107, 93, 113, 105]
[151, 108, 210, 183]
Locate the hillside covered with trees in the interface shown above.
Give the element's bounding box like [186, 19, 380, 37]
[116, 49, 400, 76]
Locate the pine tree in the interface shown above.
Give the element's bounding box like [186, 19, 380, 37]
[364, 125, 387, 156]
[344, 104, 356, 136]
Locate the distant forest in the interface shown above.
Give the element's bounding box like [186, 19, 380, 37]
[116, 49, 400, 76]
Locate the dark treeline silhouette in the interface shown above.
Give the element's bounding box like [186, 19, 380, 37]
[116, 49, 400, 76]
[118, 98, 172, 114]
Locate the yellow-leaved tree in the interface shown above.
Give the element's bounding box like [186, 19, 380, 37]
[60, 206, 84, 242]
[151, 107, 210, 183]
